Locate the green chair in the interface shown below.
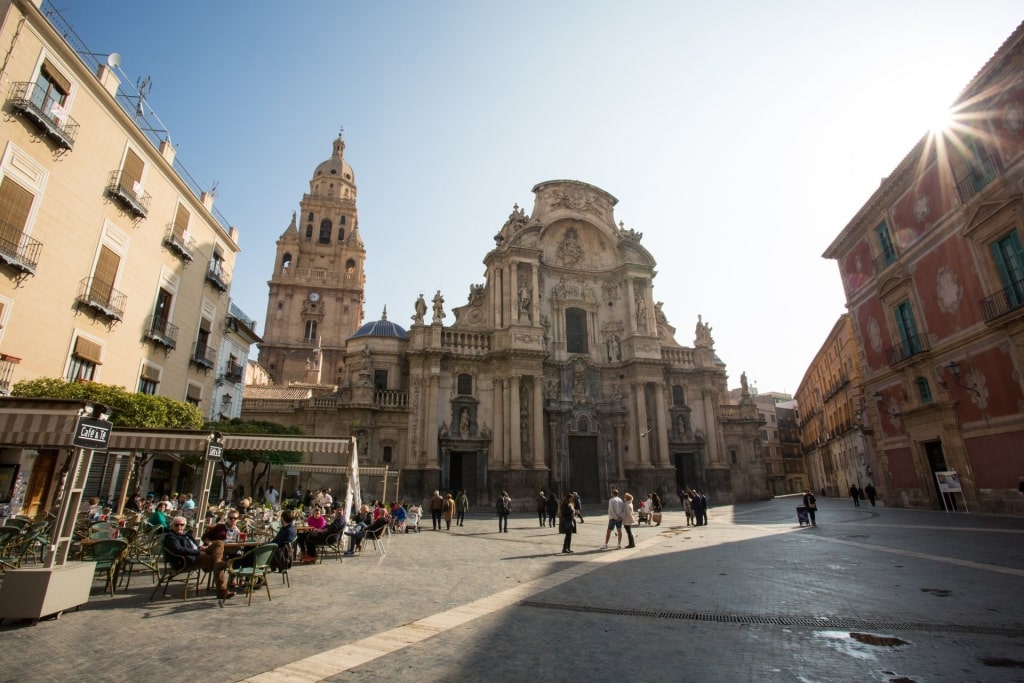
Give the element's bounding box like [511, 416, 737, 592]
[227, 543, 277, 606]
[119, 529, 162, 591]
[317, 529, 346, 563]
[3, 517, 29, 530]
[149, 547, 203, 601]
[84, 538, 128, 596]
[0, 531, 44, 571]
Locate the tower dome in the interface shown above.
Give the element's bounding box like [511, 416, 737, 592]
[350, 307, 408, 340]
[310, 134, 356, 199]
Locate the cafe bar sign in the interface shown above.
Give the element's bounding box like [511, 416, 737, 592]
[72, 416, 112, 450]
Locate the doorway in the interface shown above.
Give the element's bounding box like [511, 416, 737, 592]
[923, 440, 956, 511]
[447, 451, 478, 504]
[567, 435, 600, 503]
[23, 451, 57, 517]
[673, 452, 700, 493]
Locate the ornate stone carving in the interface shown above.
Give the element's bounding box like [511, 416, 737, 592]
[557, 227, 584, 266]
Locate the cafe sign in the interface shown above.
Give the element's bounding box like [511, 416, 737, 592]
[206, 439, 224, 461]
[72, 416, 112, 450]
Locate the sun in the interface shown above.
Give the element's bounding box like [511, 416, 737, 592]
[928, 106, 955, 135]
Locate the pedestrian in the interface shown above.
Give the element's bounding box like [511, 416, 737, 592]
[546, 490, 559, 527]
[496, 490, 511, 532]
[536, 491, 547, 527]
[455, 489, 469, 526]
[572, 491, 584, 523]
[601, 488, 625, 550]
[622, 492, 637, 548]
[864, 483, 877, 507]
[442, 493, 456, 530]
[559, 493, 577, 554]
[694, 489, 708, 526]
[802, 488, 817, 526]
[429, 490, 444, 530]
[849, 484, 861, 507]
[650, 491, 663, 526]
[683, 490, 694, 526]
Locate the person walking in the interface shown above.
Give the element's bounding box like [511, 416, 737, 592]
[849, 484, 861, 507]
[536, 491, 548, 528]
[864, 483, 877, 507]
[601, 489, 625, 549]
[650, 491, 663, 526]
[802, 488, 817, 526]
[558, 493, 577, 554]
[442, 492, 456, 530]
[545, 490, 559, 528]
[683, 490, 694, 526]
[429, 490, 444, 530]
[455, 490, 469, 526]
[496, 490, 512, 532]
[622, 493, 637, 548]
[572, 491, 585, 523]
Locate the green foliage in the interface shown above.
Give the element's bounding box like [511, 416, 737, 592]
[207, 418, 304, 464]
[11, 378, 203, 429]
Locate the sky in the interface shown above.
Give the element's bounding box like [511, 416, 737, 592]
[56, 1, 1023, 395]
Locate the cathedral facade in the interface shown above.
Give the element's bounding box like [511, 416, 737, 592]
[246, 136, 767, 507]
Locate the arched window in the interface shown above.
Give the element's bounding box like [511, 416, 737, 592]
[457, 373, 472, 395]
[337, 227, 345, 241]
[281, 252, 292, 270]
[319, 218, 332, 244]
[672, 385, 685, 405]
[566, 308, 588, 353]
[340, 215, 346, 225]
[307, 212, 314, 221]
[305, 224, 312, 239]
[304, 320, 317, 341]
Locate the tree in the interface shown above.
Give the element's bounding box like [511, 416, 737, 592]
[205, 418, 304, 498]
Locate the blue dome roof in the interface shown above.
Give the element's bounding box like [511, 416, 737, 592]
[350, 308, 407, 340]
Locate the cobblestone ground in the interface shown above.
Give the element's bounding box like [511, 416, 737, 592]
[2, 496, 1023, 682]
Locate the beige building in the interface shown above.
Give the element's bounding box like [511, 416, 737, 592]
[0, 0, 245, 512]
[246, 137, 770, 507]
[796, 315, 877, 500]
[823, 21, 1024, 513]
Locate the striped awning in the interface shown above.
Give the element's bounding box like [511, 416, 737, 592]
[107, 430, 211, 453]
[284, 464, 388, 476]
[222, 435, 352, 454]
[0, 405, 81, 448]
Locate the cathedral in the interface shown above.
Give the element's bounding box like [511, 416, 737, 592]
[247, 134, 767, 507]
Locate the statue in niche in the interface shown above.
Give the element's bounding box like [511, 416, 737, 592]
[612, 383, 623, 400]
[520, 409, 530, 445]
[432, 290, 445, 323]
[413, 293, 427, 323]
[459, 408, 470, 439]
[518, 285, 531, 321]
[635, 294, 647, 328]
[572, 359, 588, 404]
[439, 420, 449, 438]
[557, 227, 583, 266]
[605, 334, 622, 362]
[546, 379, 559, 399]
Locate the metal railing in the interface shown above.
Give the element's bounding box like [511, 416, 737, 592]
[981, 281, 1024, 322]
[206, 260, 231, 292]
[190, 342, 215, 369]
[144, 315, 178, 349]
[76, 277, 126, 320]
[107, 170, 151, 218]
[886, 333, 931, 365]
[163, 224, 196, 261]
[223, 362, 244, 383]
[0, 220, 42, 274]
[7, 81, 80, 149]
[955, 152, 1001, 204]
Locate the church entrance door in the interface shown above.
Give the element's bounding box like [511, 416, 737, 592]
[567, 436, 600, 504]
[447, 451, 479, 504]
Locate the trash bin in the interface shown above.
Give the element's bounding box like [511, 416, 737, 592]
[796, 506, 810, 526]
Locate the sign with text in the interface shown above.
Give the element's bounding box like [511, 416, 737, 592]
[935, 471, 962, 493]
[206, 439, 224, 461]
[72, 416, 112, 450]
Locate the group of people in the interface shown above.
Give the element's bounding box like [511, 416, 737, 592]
[681, 489, 709, 526]
[849, 483, 878, 507]
[428, 490, 470, 530]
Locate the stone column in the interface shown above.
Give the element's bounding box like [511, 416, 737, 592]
[510, 375, 523, 469]
[532, 376, 545, 467]
[654, 382, 670, 467]
[635, 381, 651, 467]
[702, 388, 721, 465]
[530, 264, 540, 327]
[626, 278, 637, 335]
[614, 421, 626, 480]
[510, 262, 519, 326]
[493, 378, 505, 467]
[425, 372, 441, 468]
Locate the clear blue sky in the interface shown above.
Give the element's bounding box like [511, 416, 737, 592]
[59, 1, 1023, 394]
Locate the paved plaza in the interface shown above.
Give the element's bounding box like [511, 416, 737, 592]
[2, 495, 1024, 682]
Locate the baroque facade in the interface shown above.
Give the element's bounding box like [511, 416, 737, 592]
[823, 21, 1024, 513]
[246, 140, 768, 507]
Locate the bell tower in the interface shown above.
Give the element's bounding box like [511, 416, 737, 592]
[258, 132, 366, 386]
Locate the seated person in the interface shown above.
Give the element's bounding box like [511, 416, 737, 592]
[390, 502, 407, 532]
[84, 496, 103, 521]
[272, 509, 297, 548]
[344, 516, 389, 555]
[300, 511, 346, 563]
[148, 501, 171, 530]
[306, 507, 327, 530]
[203, 511, 243, 557]
[162, 516, 233, 600]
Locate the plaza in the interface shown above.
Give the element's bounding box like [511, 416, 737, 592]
[2, 495, 1023, 682]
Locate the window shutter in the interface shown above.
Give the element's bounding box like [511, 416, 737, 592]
[73, 337, 103, 364]
[121, 149, 144, 191]
[199, 317, 212, 333]
[172, 204, 190, 239]
[89, 245, 120, 303]
[0, 177, 34, 239]
[41, 61, 71, 95]
[140, 365, 161, 382]
[186, 384, 202, 401]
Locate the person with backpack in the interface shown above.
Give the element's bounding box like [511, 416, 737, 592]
[496, 490, 512, 532]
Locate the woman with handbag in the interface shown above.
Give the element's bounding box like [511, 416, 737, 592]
[802, 488, 817, 526]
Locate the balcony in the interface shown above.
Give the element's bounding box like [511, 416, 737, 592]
[0, 220, 42, 275]
[206, 260, 231, 292]
[190, 342, 215, 370]
[955, 152, 1001, 204]
[163, 224, 196, 262]
[374, 390, 409, 408]
[223, 361, 244, 383]
[75, 277, 126, 321]
[0, 352, 21, 394]
[144, 315, 178, 350]
[886, 333, 931, 366]
[107, 170, 151, 218]
[872, 250, 897, 276]
[981, 280, 1024, 322]
[8, 81, 79, 150]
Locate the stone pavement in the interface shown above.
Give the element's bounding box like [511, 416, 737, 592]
[2, 495, 1024, 682]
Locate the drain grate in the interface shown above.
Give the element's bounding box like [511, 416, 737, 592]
[518, 600, 1024, 637]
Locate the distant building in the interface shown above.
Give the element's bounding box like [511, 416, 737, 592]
[823, 21, 1024, 513]
[247, 136, 770, 506]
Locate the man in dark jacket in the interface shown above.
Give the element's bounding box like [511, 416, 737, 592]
[163, 516, 233, 600]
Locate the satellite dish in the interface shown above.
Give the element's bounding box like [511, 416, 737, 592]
[106, 53, 121, 69]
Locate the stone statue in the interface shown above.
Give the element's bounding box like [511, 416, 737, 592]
[459, 408, 470, 439]
[741, 371, 749, 395]
[439, 420, 449, 437]
[432, 290, 445, 323]
[635, 294, 647, 329]
[518, 286, 531, 320]
[413, 293, 427, 323]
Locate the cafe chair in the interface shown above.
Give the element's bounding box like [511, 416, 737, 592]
[227, 542, 277, 606]
[85, 538, 128, 596]
[318, 529, 346, 563]
[149, 547, 203, 601]
[119, 529, 163, 591]
[0, 531, 45, 571]
[2, 517, 29, 530]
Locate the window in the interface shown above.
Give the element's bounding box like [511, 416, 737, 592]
[31, 62, 70, 119]
[770, 415, 776, 424]
[382, 446, 392, 463]
[991, 231, 1024, 310]
[185, 384, 202, 407]
[730, 448, 738, 465]
[0, 175, 34, 264]
[304, 320, 318, 341]
[672, 385, 684, 405]
[120, 148, 144, 196]
[894, 300, 921, 358]
[67, 336, 101, 382]
[337, 227, 344, 241]
[88, 245, 120, 308]
[282, 252, 291, 269]
[305, 224, 313, 239]
[566, 308, 588, 353]
[876, 221, 897, 267]
[457, 373, 472, 395]
[916, 376, 933, 404]
[373, 369, 388, 391]
[319, 218, 332, 244]
[307, 212, 314, 221]
[138, 365, 160, 395]
[760, 430, 768, 441]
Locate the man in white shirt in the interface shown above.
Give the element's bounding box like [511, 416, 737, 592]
[265, 485, 279, 506]
[601, 489, 625, 549]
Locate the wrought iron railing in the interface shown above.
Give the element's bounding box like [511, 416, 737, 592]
[886, 333, 931, 365]
[163, 224, 196, 261]
[76, 277, 126, 320]
[955, 152, 1001, 204]
[206, 260, 231, 292]
[7, 81, 79, 149]
[107, 169, 151, 218]
[0, 220, 42, 274]
[144, 315, 178, 349]
[981, 280, 1024, 322]
[191, 342, 215, 369]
